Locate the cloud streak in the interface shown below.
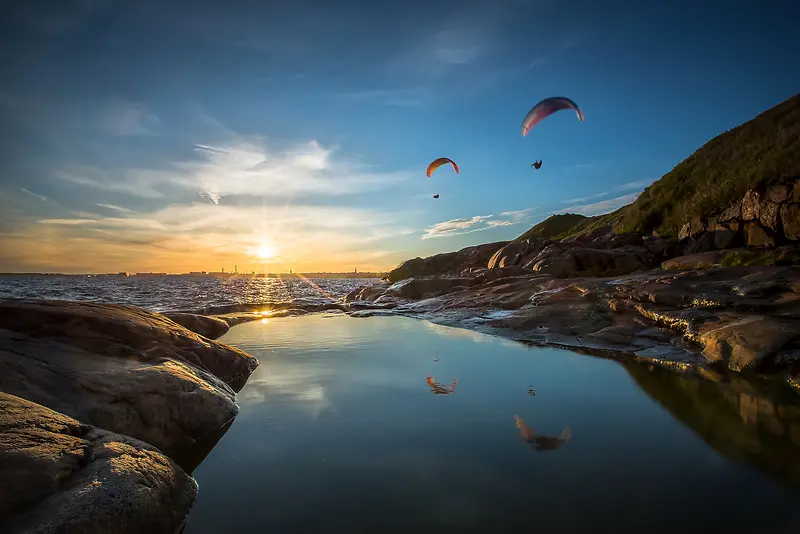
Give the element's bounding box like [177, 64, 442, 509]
[96, 203, 136, 213]
[55, 136, 413, 203]
[20, 189, 49, 202]
[422, 208, 534, 239]
[557, 192, 641, 217]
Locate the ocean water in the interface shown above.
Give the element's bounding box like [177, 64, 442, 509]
[183, 314, 800, 534]
[0, 275, 379, 313]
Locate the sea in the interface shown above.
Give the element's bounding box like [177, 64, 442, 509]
[0, 275, 381, 313]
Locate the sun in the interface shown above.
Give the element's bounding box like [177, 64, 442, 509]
[256, 244, 275, 260]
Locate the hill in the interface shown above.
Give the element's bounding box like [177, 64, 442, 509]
[516, 213, 589, 241]
[517, 92, 800, 241]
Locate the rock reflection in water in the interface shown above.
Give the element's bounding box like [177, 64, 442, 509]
[514, 415, 572, 452]
[625, 362, 800, 492]
[425, 373, 458, 395]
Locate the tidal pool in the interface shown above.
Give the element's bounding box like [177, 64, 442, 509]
[183, 314, 800, 533]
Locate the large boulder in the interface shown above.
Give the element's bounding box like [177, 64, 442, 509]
[164, 313, 230, 339]
[386, 276, 475, 300]
[0, 300, 259, 455]
[487, 239, 549, 269]
[782, 204, 800, 240]
[697, 315, 799, 372]
[0, 392, 197, 534]
[387, 241, 508, 282]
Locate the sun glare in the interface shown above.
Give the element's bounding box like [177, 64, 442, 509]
[256, 244, 275, 260]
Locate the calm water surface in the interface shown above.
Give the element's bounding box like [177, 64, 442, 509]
[184, 314, 800, 533]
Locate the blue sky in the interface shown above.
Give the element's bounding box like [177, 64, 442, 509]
[1, 0, 798, 273]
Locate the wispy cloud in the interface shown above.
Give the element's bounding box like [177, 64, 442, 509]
[564, 192, 609, 204]
[56, 136, 412, 203]
[422, 215, 494, 239]
[614, 179, 655, 192]
[557, 192, 641, 217]
[96, 203, 136, 213]
[104, 100, 160, 136]
[20, 189, 48, 202]
[422, 207, 535, 239]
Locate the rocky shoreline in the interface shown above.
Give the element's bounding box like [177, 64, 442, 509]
[0, 299, 260, 534]
[341, 185, 800, 388]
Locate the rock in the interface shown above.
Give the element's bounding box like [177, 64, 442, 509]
[689, 217, 705, 237]
[488, 239, 549, 269]
[164, 313, 230, 339]
[344, 284, 387, 303]
[718, 200, 743, 222]
[728, 220, 741, 234]
[0, 392, 196, 534]
[678, 223, 692, 242]
[713, 226, 736, 249]
[662, 251, 728, 270]
[781, 204, 800, 240]
[386, 276, 475, 300]
[646, 238, 674, 255]
[697, 316, 799, 371]
[742, 190, 761, 221]
[684, 232, 715, 254]
[743, 223, 775, 247]
[759, 201, 780, 232]
[767, 185, 790, 204]
[793, 180, 800, 202]
[388, 241, 508, 282]
[0, 300, 259, 455]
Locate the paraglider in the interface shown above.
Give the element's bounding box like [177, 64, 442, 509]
[513, 415, 571, 452]
[425, 373, 457, 395]
[426, 157, 459, 177]
[521, 97, 584, 137]
[433, 194, 440, 199]
[531, 160, 542, 170]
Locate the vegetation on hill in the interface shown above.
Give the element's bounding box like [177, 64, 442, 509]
[516, 213, 588, 241]
[515, 92, 800, 241]
[621, 92, 800, 237]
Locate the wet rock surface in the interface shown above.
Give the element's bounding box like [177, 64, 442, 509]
[0, 299, 260, 454]
[345, 266, 800, 378]
[164, 312, 230, 339]
[0, 392, 197, 534]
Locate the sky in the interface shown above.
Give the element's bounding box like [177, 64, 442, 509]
[1, 0, 798, 274]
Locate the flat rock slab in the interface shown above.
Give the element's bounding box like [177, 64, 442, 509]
[0, 392, 197, 534]
[0, 299, 259, 455]
[346, 266, 800, 375]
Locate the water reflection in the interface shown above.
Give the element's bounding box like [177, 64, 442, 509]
[624, 362, 800, 492]
[425, 373, 458, 395]
[513, 415, 572, 452]
[186, 316, 800, 533]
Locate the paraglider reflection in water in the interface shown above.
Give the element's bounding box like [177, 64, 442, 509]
[531, 160, 542, 170]
[521, 96, 584, 137]
[426, 157, 459, 177]
[425, 373, 457, 395]
[513, 415, 571, 452]
[433, 194, 440, 199]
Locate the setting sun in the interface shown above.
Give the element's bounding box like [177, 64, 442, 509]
[256, 244, 275, 260]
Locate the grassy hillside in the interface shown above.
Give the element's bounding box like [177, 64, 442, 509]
[515, 92, 800, 241]
[516, 213, 588, 241]
[621, 92, 800, 236]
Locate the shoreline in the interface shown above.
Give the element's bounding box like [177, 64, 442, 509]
[1, 288, 798, 532]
